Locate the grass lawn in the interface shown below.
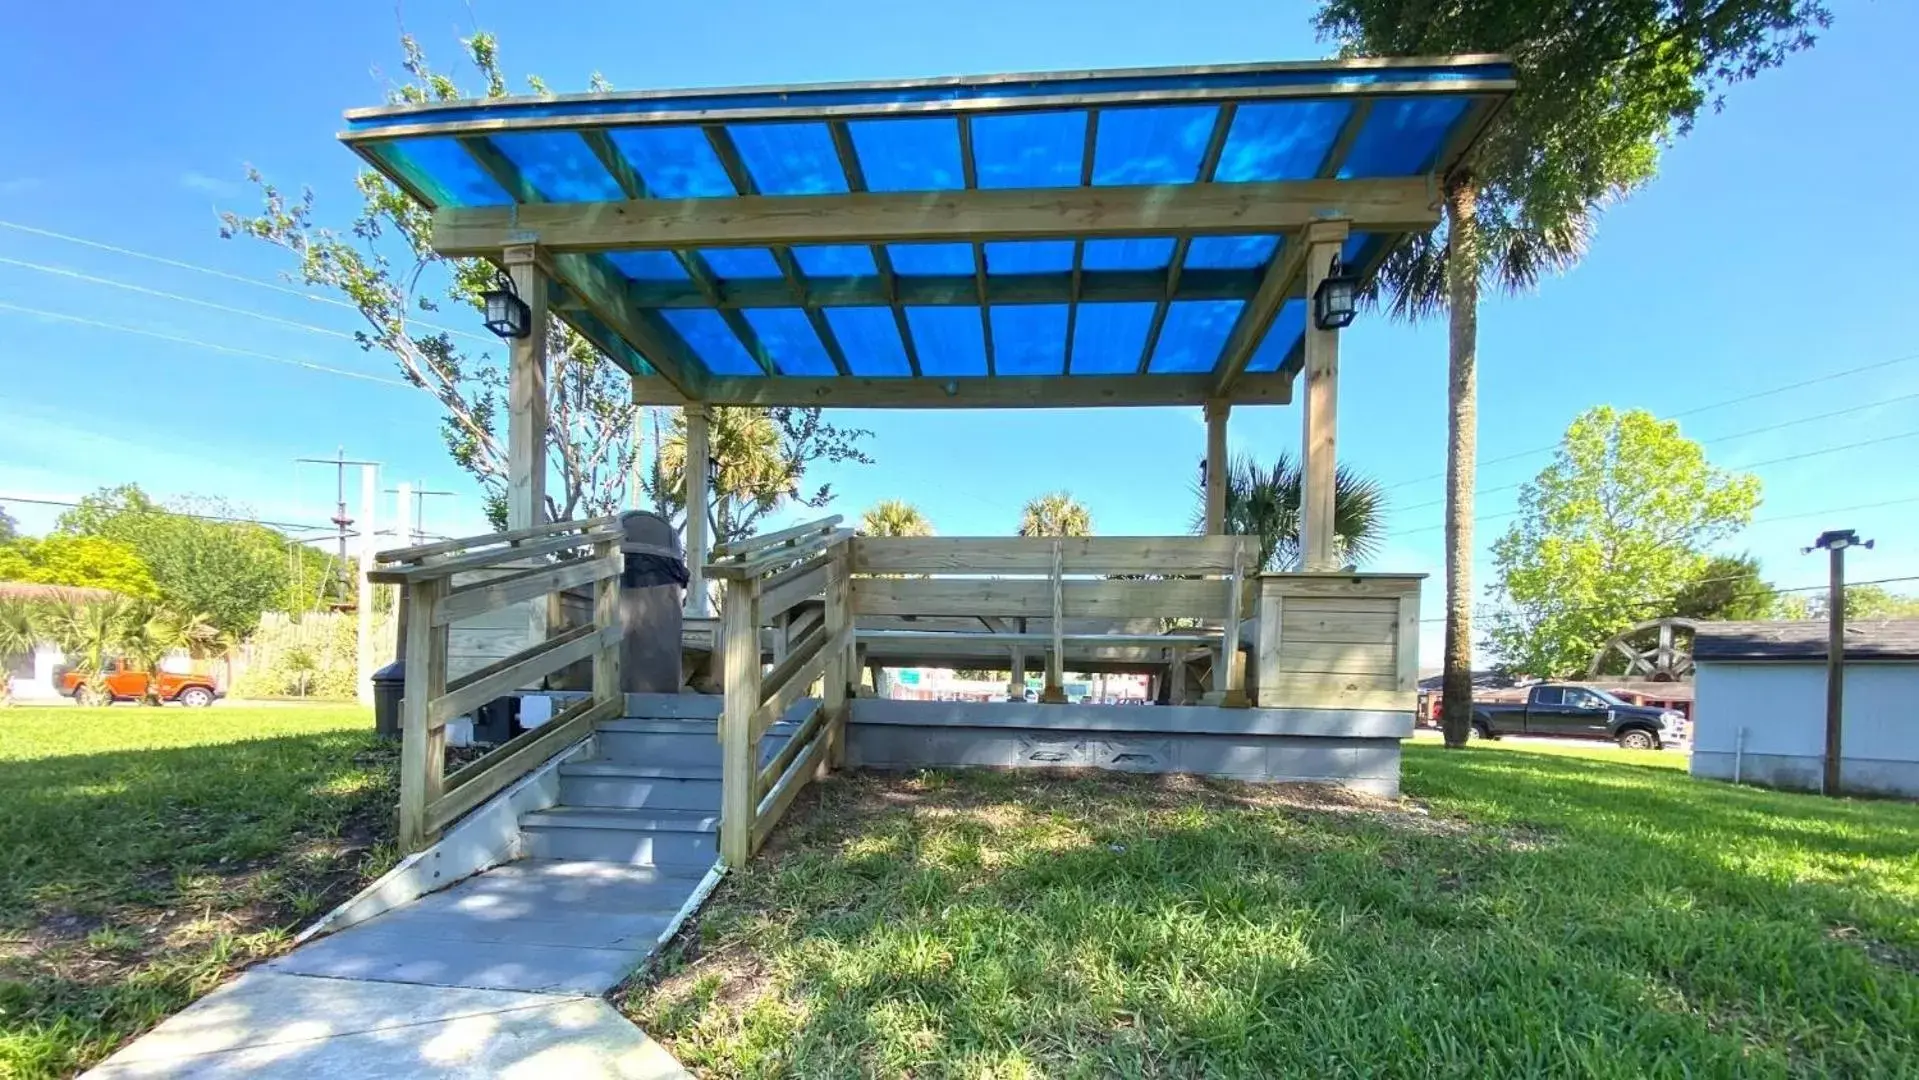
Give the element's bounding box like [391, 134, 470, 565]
[626, 743, 1919, 1078]
[0, 704, 395, 1079]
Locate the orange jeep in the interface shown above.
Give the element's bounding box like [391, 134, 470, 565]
[60, 658, 222, 707]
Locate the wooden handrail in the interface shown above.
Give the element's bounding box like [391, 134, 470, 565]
[377, 514, 620, 565]
[710, 514, 842, 560]
[707, 527, 853, 580]
[371, 526, 621, 585]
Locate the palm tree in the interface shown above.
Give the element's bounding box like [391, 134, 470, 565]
[1018, 492, 1093, 538]
[119, 602, 215, 706]
[0, 598, 42, 705]
[1191, 453, 1385, 572]
[859, 500, 934, 538]
[51, 597, 130, 706]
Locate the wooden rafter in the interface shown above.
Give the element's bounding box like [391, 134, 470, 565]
[1064, 108, 1099, 373]
[958, 115, 994, 376]
[1134, 104, 1239, 376]
[827, 118, 921, 377]
[639, 370, 1295, 409]
[1211, 226, 1315, 396]
[1316, 99, 1374, 179]
[430, 177, 1440, 256]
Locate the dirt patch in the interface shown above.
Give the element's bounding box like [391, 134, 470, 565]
[1828, 924, 1919, 976]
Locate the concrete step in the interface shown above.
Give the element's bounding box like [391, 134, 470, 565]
[558, 762, 723, 811]
[520, 807, 720, 870]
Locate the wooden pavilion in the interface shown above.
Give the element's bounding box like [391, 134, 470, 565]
[351, 56, 1514, 861]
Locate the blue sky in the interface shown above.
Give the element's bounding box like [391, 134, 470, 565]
[3, 1, 1916, 664]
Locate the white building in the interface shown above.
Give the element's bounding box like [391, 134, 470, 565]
[1690, 620, 1919, 797]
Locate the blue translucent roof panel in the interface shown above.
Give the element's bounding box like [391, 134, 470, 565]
[849, 118, 964, 192]
[727, 122, 848, 195]
[743, 309, 838, 376]
[990, 304, 1069, 376]
[1184, 234, 1281, 271]
[698, 248, 783, 280]
[605, 127, 735, 197]
[605, 251, 690, 282]
[1083, 238, 1176, 272]
[971, 110, 1087, 189]
[1340, 97, 1469, 177]
[1070, 302, 1157, 375]
[1247, 298, 1308, 373]
[374, 138, 513, 206]
[1343, 231, 1380, 267]
[889, 243, 976, 276]
[792, 244, 876, 278]
[1149, 300, 1244, 373]
[905, 307, 988, 376]
[1215, 100, 1350, 182]
[1093, 105, 1218, 185]
[984, 240, 1076, 275]
[486, 132, 624, 201]
[661, 309, 763, 376]
[825, 307, 912, 376]
[346, 61, 1512, 133]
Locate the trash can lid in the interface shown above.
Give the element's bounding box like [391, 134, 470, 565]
[618, 510, 681, 555]
[373, 659, 406, 681]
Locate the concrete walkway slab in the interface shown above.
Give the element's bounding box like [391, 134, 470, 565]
[266, 928, 648, 995]
[84, 971, 687, 1079]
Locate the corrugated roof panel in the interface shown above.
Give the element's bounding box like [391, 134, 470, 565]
[889, 243, 976, 276]
[825, 307, 913, 376]
[1246, 298, 1308, 372]
[375, 137, 513, 206]
[698, 248, 784, 280]
[905, 306, 988, 376]
[1092, 105, 1218, 185]
[487, 132, 624, 201]
[792, 244, 877, 278]
[849, 117, 965, 192]
[605, 127, 735, 197]
[743, 309, 838, 376]
[605, 251, 690, 282]
[1070, 302, 1157, 374]
[984, 241, 1076, 275]
[1082, 237, 1176, 272]
[1149, 300, 1244, 373]
[969, 110, 1088, 189]
[989, 304, 1069, 375]
[1339, 97, 1469, 177]
[1215, 100, 1349, 181]
[727, 121, 848, 194]
[660, 309, 763, 376]
[1184, 234, 1281, 271]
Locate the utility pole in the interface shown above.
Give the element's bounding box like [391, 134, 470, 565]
[385, 483, 456, 546]
[297, 448, 379, 609]
[1805, 528, 1872, 796]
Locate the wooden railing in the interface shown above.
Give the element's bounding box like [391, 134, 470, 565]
[708, 515, 853, 865]
[371, 515, 626, 852]
[848, 535, 1256, 704]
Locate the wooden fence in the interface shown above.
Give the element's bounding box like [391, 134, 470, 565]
[371, 515, 626, 852]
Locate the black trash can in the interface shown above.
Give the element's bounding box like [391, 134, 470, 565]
[371, 660, 405, 740]
[617, 511, 689, 693]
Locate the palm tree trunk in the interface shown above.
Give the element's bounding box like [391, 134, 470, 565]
[1440, 174, 1481, 750]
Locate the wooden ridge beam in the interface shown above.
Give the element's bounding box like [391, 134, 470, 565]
[539, 250, 706, 398]
[431, 178, 1441, 256]
[592, 267, 1262, 310]
[673, 370, 1292, 408]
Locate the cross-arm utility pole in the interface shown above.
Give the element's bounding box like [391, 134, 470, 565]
[297, 448, 379, 609]
[1805, 528, 1872, 796]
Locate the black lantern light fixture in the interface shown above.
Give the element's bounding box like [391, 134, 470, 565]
[481, 269, 532, 339]
[1197, 459, 1208, 490]
[1312, 251, 1359, 331]
[706, 455, 721, 486]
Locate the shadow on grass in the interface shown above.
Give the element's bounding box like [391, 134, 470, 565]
[0, 731, 400, 1079]
[629, 765, 1919, 1079]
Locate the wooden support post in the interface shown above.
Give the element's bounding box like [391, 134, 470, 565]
[683, 403, 713, 618]
[398, 579, 446, 852]
[1168, 647, 1187, 705]
[822, 544, 850, 770]
[1299, 222, 1349, 572]
[1220, 536, 1248, 707]
[593, 536, 622, 705]
[1042, 539, 1067, 703]
[1204, 399, 1229, 535]
[503, 246, 549, 533]
[718, 578, 760, 866]
[1008, 645, 1026, 700]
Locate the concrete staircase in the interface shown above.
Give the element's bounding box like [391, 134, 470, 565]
[266, 693, 785, 997]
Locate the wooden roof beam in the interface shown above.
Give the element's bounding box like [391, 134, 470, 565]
[827, 117, 922, 377]
[657, 371, 1294, 409]
[431, 177, 1441, 256]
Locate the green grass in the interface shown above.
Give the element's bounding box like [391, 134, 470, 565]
[0, 704, 396, 1079]
[625, 743, 1919, 1078]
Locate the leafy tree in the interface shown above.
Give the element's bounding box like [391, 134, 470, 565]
[1811, 584, 1919, 620]
[1490, 407, 1759, 677]
[645, 406, 872, 546]
[56, 485, 312, 636]
[0, 598, 41, 704]
[1314, 0, 1831, 746]
[1670, 553, 1780, 621]
[1192, 452, 1385, 572]
[0, 505, 17, 544]
[3, 535, 159, 599]
[1019, 493, 1094, 538]
[860, 500, 935, 538]
[224, 33, 638, 527]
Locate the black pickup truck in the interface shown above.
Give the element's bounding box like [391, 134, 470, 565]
[1472, 684, 1684, 749]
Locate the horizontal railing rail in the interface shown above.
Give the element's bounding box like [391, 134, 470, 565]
[371, 517, 624, 852]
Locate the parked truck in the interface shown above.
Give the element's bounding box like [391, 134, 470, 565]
[60, 658, 222, 707]
[1472, 683, 1684, 749]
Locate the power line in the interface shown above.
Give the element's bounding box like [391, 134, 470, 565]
[0, 254, 362, 343]
[1381, 350, 1919, 492]
[1395, 439, 1919, 537]
[0, 492, 452, 542]
[0, 217, 496, 344]
[1417, 574, 1919, 623]
[1395, 392, 1919, 514]
[0, 301, 412, 387]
